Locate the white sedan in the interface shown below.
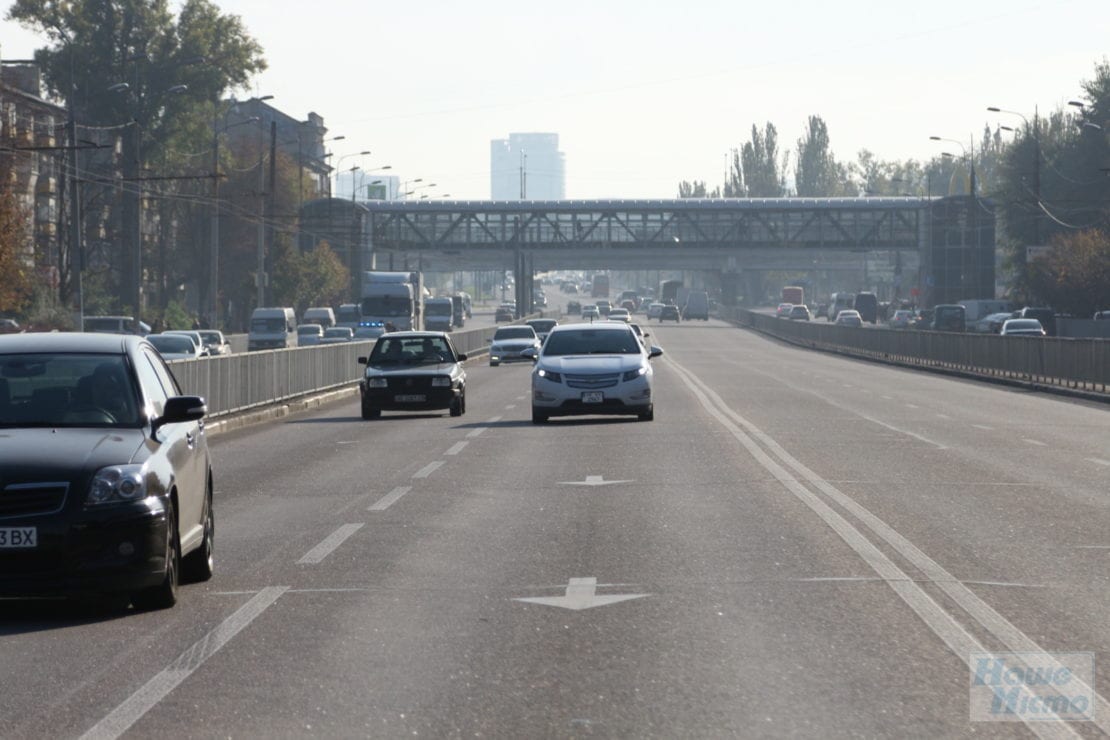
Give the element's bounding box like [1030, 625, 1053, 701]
[527, 322, 663, 423]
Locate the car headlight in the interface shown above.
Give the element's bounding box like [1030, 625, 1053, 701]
[365, 377, 388, 388]
[537, 368, 562, 383]
[431, 376, 451, 387]
[623, 366, 648, 382]
[86, 464, 148, 506]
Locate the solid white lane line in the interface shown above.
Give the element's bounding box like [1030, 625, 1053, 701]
[1086, 458, 1110, 467]
[297, 524, 365, 564]
[368, 486, 412, 512]
[445, 441, 468, 456]
[79, 587, 288, 740]
[413, 461, 444, 479]
[466, 427, 488, 438]
[972, 424, 994, 431]
[668, 357, 1089, 738]
[1023, 438, 1048, 447]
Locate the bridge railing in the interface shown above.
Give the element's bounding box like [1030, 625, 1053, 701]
[721, 307, 1109, 396]
[170, 315, 552, 418]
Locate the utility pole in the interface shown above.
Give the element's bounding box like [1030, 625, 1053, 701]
[210, 104, 220, 328]
[67, 105, 83, 329]
[1033, 106, 1042, 246]
[256, 118, 266, 308]
[268, 120, 277, 301]
[519, 150, 526, 200]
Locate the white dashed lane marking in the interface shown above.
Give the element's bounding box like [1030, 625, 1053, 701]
[413, 461, 445, 479]
[368, 486, 412, 512]
[445, 441, 468, 456]
[297, 524, 365, 564]
[1087, 458, 1110, 467]
[1022, 439, 1048, 447]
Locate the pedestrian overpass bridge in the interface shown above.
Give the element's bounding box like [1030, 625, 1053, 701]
[299, 196, 993, 306]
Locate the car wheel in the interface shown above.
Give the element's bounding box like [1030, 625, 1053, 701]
[361, 400, 381, 420]
[182, 484, 214, 583]
[489, 360, 500, 367]
[132, 501, 179, 610]
[449, 394, 464, 417]
[638, 406, 654, 422]
[532, 407, 549, 424]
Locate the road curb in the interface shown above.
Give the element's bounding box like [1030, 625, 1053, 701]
[204, 385, 361, 438]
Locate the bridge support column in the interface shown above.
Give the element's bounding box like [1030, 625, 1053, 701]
[743, 272, 763, 306]
[719, 272, 740, 306]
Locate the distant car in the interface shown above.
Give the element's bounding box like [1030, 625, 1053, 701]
[834, 310, 863, 327]
[658, 305, 681, 322]
[595, 300, 612, 316]
[320, 327, 355, 344]
[162, 330, 209, 356]
[1000, 318, 1046, 336]
[646, 302, 665, 320]
[566, 300, 582, 315]
[353, 321, 387, 340]
[528, 322, 663, 424]
[148, 333, 204, 361]
[608, 308, 631, 323]
[581, 305, 600, 320]
[0, 332, 213, 607]
[888, 309, 914, 329]
[489, 326, 541, 366]
[1094, 310, 1110, 320]
[297, 324, 325, 346]
[525, 318, 558, 344]
[788, 305, 811, 321]
[974, 312, 1015, 334]
[197, 330, 231, 355]
[775, 303, 794, 318]
[495, 305, 515, 322]
[0, 318, 21, 334]
[357, 332, 467, 419]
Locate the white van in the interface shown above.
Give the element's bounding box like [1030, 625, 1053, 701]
[302, 306, 336, 328]
[248, 307, 297, 351]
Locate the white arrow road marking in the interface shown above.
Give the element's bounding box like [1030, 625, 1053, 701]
[80, 586, 288, 740]
[559, 475, 634, 487]
[514, 578, 648, 611]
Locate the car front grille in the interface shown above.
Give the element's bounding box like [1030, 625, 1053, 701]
[565, 374, 620, 390]
[386, 376, 434, 390]
[0, 482, 69, 519]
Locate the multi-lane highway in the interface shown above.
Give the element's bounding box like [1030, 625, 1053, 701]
[4, 317, 1109, 737]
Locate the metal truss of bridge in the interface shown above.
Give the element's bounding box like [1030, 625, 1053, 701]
[356, 197, 931, 271]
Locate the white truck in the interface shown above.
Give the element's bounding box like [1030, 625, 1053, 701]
[359, 271, 424, 331]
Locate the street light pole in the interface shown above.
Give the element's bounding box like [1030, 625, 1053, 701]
[988, 105, 1041, 245]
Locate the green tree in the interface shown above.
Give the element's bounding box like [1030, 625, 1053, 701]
[1027, 229, 1110, 314]
[794, 115, 854, 196]
[0, 181, 34, 314]
[739, 123, 785, 197]
[7, 0, 266, 311]
[678, 180, 717, 198]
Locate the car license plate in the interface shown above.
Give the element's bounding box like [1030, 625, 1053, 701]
[0, 527, 36, 548]
[581, 391, 604, 404]
[394, 394, 426, 403]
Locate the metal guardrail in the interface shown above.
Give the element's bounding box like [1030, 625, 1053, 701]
[170, 314, 552, 418]
[721, 307, 1109, 395]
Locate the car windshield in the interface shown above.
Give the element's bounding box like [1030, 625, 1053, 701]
[149, 335, 196, 355]
[360, 296, 412, 317]
[426, 303, 452, 316]
[368, 336, 454, 366]
[298, 326, 321, 335]
[543, 328, 642, 356]
[251, 318, 286, 332]
[0, 353, 141, 428]
[324, 329, 352, 338]
[1007, 320, 1042, 330]
[494, 328, 536, 340]
[198, 331, 223, 345]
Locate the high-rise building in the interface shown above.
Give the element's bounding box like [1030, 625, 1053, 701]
[491, 132, 565, 200]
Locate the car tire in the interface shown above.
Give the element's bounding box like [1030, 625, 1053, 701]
[489, 360, 499, 367]
[532, 407, 549, 424]
[132, 501, 179, 610]
[181, 484, 214, 583]
[450, 393, 464, 417]
[361, 400, 381, 420]
[637, 406, 654, 422]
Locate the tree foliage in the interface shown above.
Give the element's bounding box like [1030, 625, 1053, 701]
[269, 241, 349, 316]
[739, 123, 785, 197]
[1027, 229, 1110, 315]
[0, 182, 34, 314]
[677, 180, 718, 198]
[795, 116, 854, 197]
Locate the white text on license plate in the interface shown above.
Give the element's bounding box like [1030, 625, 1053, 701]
[395, 394, 426, 403]
[581, 391, 604, 404]
[0, 527, 36, 548]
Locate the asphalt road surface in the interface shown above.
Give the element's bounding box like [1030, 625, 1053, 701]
[4, 317, 1109, 738]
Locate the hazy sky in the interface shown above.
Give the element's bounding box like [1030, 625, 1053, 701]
[3, 0, 1107, 199]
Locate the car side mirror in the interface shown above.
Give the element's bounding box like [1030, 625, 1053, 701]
[649, 346, 663, 359]
[457, 353, 468, 361]
[152, 395, 206, 435]
[521, 347, 538, 361]
[357, 356, 368, 364]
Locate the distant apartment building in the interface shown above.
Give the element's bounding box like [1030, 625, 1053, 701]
[491, 133, 565, 200]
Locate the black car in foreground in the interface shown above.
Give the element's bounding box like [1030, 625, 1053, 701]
[0, 333, 213, 608]
[358, 332, 467, 419]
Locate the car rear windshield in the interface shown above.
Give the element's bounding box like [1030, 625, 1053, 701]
[149, 335, 195, 355]
[0, 353, 141, 428]
[543, 329, 641, 356]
